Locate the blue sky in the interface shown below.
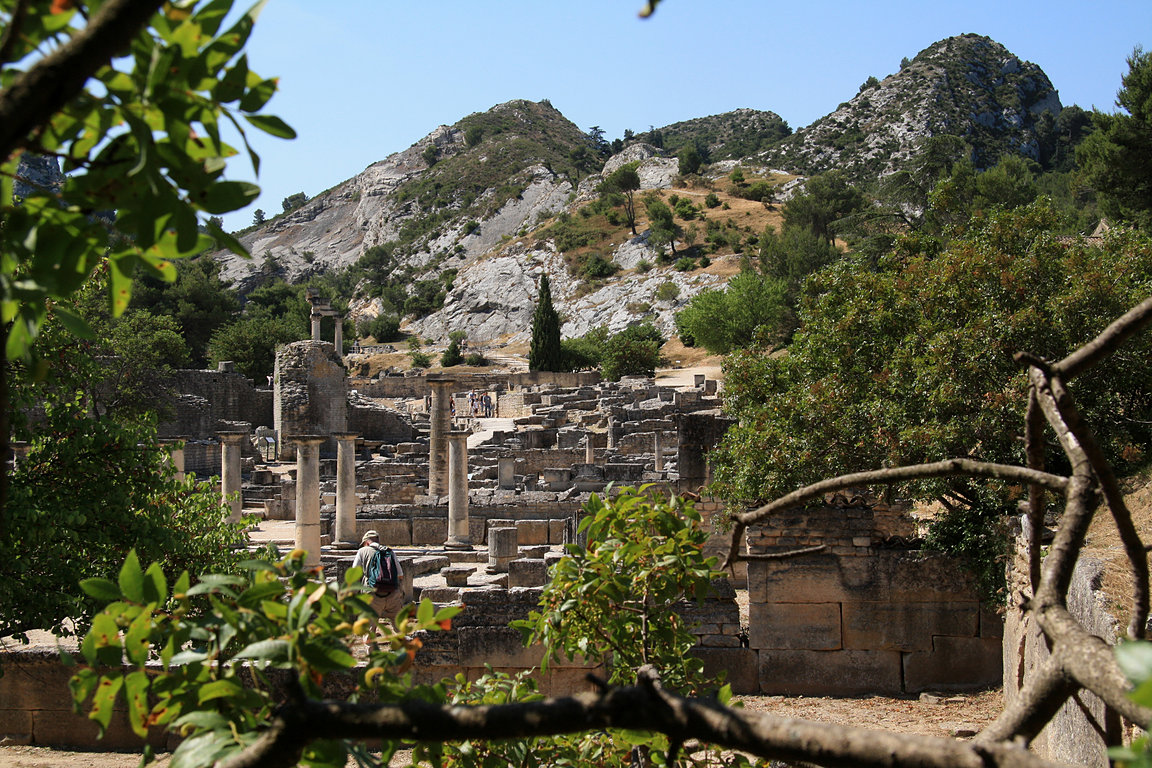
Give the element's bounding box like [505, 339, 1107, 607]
[219, 0, 1151, 231]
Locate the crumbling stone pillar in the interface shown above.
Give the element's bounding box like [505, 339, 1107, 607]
[585, 431, 595, 464]
[333, 432, 359, 548]
[428, 378, 455, 497]
[333, 321, 343, 359]
[292, 435, 326, 570]
[218, 431, 246, 522]
[310, 310, 322, 341]
[487, 526, 518, 573]
[498, 456, 516, 490]
[654, 433, 664, 471]
[274, 341, 347, 461]
[607, 417, 619, 450]
[445, 431, 473, 550]
[676, 412, 735, 493]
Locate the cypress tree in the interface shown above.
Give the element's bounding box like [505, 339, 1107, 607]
[528, 273, 562, 371]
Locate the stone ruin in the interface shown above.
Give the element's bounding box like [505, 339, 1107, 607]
[0, 339, 1005, 749]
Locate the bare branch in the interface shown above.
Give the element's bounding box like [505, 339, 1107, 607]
[735, 459, 1069, 526]
[978, 656, 1078, 745]
[219, 683, 1071, 768]
[0, 0, 165, 162]
[1025, 390, 1047, 594]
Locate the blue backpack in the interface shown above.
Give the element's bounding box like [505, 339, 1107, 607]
[365, 544, 399, 596]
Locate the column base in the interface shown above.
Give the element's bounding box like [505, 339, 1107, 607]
[444, 538, 474, 550]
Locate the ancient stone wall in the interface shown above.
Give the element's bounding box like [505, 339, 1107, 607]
[1004, 550, 1120, 766]
[745, 502, 1002, 696]
[350, 371, 601, 399]
[158, 367, 273, 440]
[274, 341, 347, 459]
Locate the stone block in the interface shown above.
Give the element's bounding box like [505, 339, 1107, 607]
[980, 606, 1005, 638]
[509, 558, 548, 587]
[365, 518, 411, 547]
[902, 635, 1003, 693]
[841, 601, 979, 652]
[0, 709, 32, 744]
[517, 519, 550, 546]
[691, 647, 759, 694]
[749, 555, 877, 604]
[412, 517, 447, 545]
[547, 666, 602, 697]
[879, 551, 979, 602]
[758, 649, 904, 696]
[748, 602, 842, 650]
[457, 627, 545, 668]
[548, 519, 566, 544]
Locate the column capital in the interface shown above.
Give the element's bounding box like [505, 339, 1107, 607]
[287, 434, 327, 446]
[217, 431, 247, 444]
[331, 432, 360, 442]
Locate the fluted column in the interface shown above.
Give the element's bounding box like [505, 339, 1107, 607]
[333, 317, 343, 358]
[333, 432, 359, 548]
[292, 435, 326, 571]
[310, 311, 322, 341]
[428, 379, 455, 497]
[444, 431, 473, 550]
[218, 431, 246, 523]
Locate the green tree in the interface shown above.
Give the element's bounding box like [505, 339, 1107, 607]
[600, 322, 664, 381]
[281, 191, 308, 213]
[253, 208, 266, 226]
[440, 333, 465, 367]
[677, 145, 703, 176]
[782, 171, 867, 245]
[712, 203, 1152, 597]
[528, 274, 563, 371]
[602, 162, 642, 234]
[129, 258, 241, 366]
[1077, 46, 1152, 230]
[645, 197, 680, 257]
[0, 394, 248, 639]
[208, 314, 301, 381]
[675, 268, 787, 354]
[758, 224, 843, 338]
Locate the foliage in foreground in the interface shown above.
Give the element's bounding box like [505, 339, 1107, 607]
[69, 550, 460, 768]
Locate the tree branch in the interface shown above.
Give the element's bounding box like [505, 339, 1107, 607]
[1054, 296, 1152, 379]
[219, 681, 1070, 768]
[734, 459, 1069, 526]
[0, 0, 165, 162]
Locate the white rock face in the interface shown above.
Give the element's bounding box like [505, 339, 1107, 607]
[408, 235, 725, 345]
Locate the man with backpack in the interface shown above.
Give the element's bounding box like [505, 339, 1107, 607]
[351, 530, 405, 621]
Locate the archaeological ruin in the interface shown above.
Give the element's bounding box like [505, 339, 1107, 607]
[1, 313, 1012, 749]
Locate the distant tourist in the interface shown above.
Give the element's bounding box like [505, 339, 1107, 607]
[351, 530, 405, 622]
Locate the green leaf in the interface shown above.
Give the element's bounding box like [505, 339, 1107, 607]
[1117, 640, 1152, 686]
[142, 562, 168, 605]
[124, 610, 153, 666]
[171, 730, 236, 768]
[69, 668, 99, 710]
[89, 675, 125, 732]
[80, 578, 122, 602]
[232, 639, 291, 664]
[119, 550, 145, 603]
[243, 113, 296, 139]
[124, 670, 151, 738]
[196, 180, 260, 214]
[197, 678, 244, 704]
[299, 642, 356, 672]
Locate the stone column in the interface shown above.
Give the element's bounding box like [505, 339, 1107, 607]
[487, 526, 518, 573]
[292, 435, 326, 571]
[218, 431, 246, 522]
[444, 431, 473, 550]
[428, 379, 455, 497]
[607, 418, 619, 450]
[161, 438, 186, 482]
[585, 431, 596, 464]
[333, 317, 343, 357]
[310, 311, 322, 341]
[333, 432, 359, 548]
[497, 456, 516, 490]
[654, 433, 664, 471]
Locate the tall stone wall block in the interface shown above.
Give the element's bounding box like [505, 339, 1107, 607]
[758, 649, 903, 696]
[457, 627, 545, 668]
[748, 602, 842, 651]
[902, 635, 1002, 693]
[369, 519, 412, 548]
[517, 519, 550, 546]
[412, 517, 448, 545]
[691, 647, 759, 694]
[880, 551, 980, 602]
[750, 555, 878, 604]
[841, 601, 979, 652]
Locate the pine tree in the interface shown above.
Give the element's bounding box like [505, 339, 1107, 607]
[528, 274, 562, 371]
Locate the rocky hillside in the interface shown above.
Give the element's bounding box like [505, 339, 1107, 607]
[760, 34, 1062, 182]
[211, 34, 1071, 350]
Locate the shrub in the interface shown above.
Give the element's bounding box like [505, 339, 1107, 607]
[409, 351, 432, 368]
[464, 352, 488, 366]
[358, 313, 401, 343]
[462, 220, 480, 236]
[674, 197, 698, 220]
[441, 336, 464, 367]
[704, 193, 720, 208]
[655, 280, 680, 302]
[674, 257, 696, 272]
[636, 259, 652, 273]
[582, 253, 619, 278]
[698, 255, 711, 268]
